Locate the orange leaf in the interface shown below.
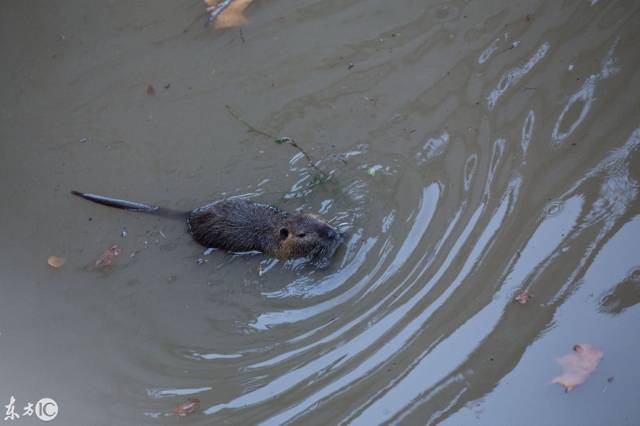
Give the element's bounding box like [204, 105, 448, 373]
[205, 0, 253, 29]
[551, 344, 603, 391]
[174, 398, 200, 417]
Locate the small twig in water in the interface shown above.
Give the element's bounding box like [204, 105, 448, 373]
[225, 104, 274, 138]
[274, 137, 326, 177]
[225, 105, 328, 181]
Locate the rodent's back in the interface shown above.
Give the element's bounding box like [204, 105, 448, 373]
[187, 198, 289, 255]
[187, 198, 343, 262]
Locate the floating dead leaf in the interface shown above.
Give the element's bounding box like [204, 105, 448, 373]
[551, 344, 603, 392]
[174, 398, 200, 417]
[205, 0, 252, 28]
[146, 84, 156, 96]
[95, 244, 122, 268]
[514, 291, 531, 304]
[47, 256, 66, 268]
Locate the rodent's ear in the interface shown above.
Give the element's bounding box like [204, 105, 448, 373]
[279, 228, 289, 240]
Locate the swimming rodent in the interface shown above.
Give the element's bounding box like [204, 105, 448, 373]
[71, 190, 345, 263]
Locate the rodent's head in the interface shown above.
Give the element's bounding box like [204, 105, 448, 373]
[274, 213, 345, 264]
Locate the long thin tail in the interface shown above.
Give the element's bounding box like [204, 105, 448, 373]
[71, 191, 187, 219]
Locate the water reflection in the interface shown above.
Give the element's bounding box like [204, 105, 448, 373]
[599, 270, 640, 315]
[552, 37, 620, 144]
[487, 42, 550, 111]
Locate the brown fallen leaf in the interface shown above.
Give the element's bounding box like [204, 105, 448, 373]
[47, 256, 66, 268]
[95, 245, 122, 268]
[514, 291, 531, 304]
[205, 0, 252, 28]
[146, 84, 156, 96]
[174, 398, 200, 417]
[551, 344, 603, 392]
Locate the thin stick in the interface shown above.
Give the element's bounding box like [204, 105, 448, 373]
[225, 105, 274, 138]
[225, 105, 328, 180]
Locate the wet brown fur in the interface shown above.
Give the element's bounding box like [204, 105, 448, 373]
[188, 198, 341, 261]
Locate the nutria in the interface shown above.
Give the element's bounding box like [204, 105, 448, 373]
[71, 191, 344, 263]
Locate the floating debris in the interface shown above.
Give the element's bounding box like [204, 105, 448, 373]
[47, 256, 66, 268]
[174, 398, 200, 417]
[551, 344, 603, 392]
[514, 291, 531, 304]
[204, 0, 253, 28]
[95, 245, 122, 268]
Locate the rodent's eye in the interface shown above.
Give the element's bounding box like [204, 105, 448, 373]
[280, 228, 289, 240]
[297, 233, 306, 238]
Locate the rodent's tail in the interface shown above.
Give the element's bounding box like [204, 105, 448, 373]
[71, 190, 187, 219]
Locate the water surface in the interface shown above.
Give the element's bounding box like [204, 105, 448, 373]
[1, 0, 640, 424]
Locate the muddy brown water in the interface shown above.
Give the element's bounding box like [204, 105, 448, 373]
[2, 0, 640, 425]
